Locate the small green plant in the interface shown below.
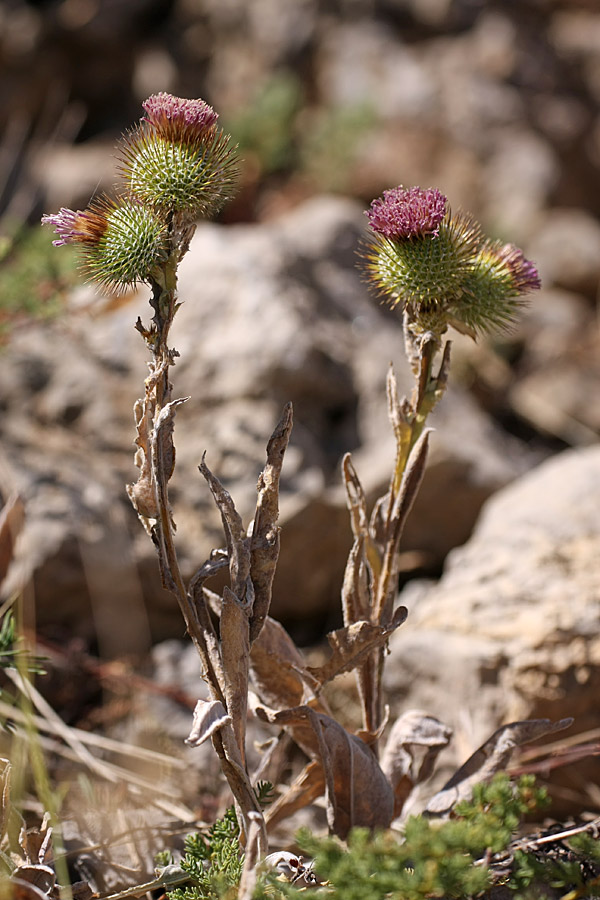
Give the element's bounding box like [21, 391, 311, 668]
[0, 611, 45, 675]
[277, 774, 599, 900]
[0, 225, 76, 340]
[226, 73, 302, 177]
[168, 806, 243, 900]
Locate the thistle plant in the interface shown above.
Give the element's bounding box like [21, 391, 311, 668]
[42, 94, 554, 897]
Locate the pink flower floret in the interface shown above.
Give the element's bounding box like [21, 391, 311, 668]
[367, 186, 447, 240]
[142, 92, 218, 132]
[41, 208, 83, 245]
[498, 243, 541, 293]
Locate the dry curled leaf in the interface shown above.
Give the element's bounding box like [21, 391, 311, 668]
[307, 608, 408, 689]
[185, 699, 232, 747]
[256, 704, 394, 838]
[249, 403, 293, 644]
[380, 710, 453, 817]
[221, 585, 251, 763]
[426, 717, 574, 816]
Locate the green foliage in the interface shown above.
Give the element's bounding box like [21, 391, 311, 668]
[274, 775, 598, 900]
[226, 72, 302, 176]
[168, 806, 243, 900]
[0, 612, 45, 675]
[163, 785, 274, 900]
[225, 72, 376, 191]
[0, 225, 76, 339]
[299, 102, 377, 192]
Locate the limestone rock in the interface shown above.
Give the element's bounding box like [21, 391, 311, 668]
[384, 446, 600, 806]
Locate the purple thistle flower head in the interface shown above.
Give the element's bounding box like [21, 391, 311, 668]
[142, 93, 218, 138]
[41, 208, 85, 246]
[366, 186, 447, 240]
[496, 243, 541, 294]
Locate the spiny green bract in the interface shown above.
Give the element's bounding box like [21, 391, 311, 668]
[121, 129, 238, 219]
[86, 202, 168, 290]
[367, 211, 480, 313]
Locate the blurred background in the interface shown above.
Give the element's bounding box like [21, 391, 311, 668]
[1, 0, 600, 230]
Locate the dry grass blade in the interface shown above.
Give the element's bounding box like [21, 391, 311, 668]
[426, 717, 574, 816]
[249, 402, 293, 644]
[0, 492, 24, 586]
[0, 758, 11, 844]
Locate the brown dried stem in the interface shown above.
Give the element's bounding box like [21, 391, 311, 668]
[128, 239, 295, 860]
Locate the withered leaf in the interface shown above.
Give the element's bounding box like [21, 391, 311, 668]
[249, 403, 293, 644]
[221, 586, 250, 763]
[0, 492, 24, 587]
[250, 616, 314, 710]
[426, 717, 574, 816]
[185, 699, 232, 747]
[340, 535, 371, 627]
[380, 710, 453, 818]
[307, 607, 408, 688]
[250, 617, 325, 759]
[256, 704, 394, 838]
[199, 455, 252, 602]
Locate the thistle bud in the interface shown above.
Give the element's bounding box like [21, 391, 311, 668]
[42, 197, 168, 291]
[363, 185, 540, 338]
[119, 93, 239, 220]
[454, 240, 542, 334]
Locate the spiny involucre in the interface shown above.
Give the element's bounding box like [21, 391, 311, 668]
[42, 93, 240, 291]
[363, 185, 541, 339]
[41, 197, 168, 291]
[119, 92, 239, 220]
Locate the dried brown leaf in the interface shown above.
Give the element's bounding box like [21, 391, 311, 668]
[374, 428, 430, 626]
[341, 535, 371, 627]
[199, 455, 252, 603]
[127, 396, 158, 522]
[221, 585, 250, 763]
[250, 617, 324, 758]
[249, 403, 293, 644]
[342, 453, 369, 541]
[380, 710, 453, 817]
[256, 704, 394, 838]
[185, 699, 232, 747]
[307, 607, 408, 688]
[426, 717, 574, 816]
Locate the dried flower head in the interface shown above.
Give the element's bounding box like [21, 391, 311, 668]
[119, 93, 239, 220]
[362, 184, 541, 338]
[42, 197, 168, 291]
